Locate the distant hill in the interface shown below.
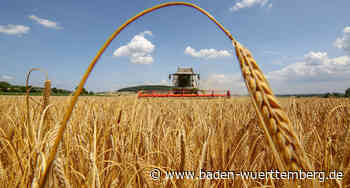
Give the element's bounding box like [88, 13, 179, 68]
[117, 85, 173, 92]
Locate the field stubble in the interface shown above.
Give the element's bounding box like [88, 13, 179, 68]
[0, 96, 350, 187]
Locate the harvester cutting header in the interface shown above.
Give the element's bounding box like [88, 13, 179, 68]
[137, 67, 231, 98]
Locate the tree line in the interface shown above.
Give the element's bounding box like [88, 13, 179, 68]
[0, 81, 94, 95]
[1, 81, 350, 97]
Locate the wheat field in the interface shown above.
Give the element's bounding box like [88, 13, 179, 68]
[1, 1, 348, 187]
[0, 95, 349, 187]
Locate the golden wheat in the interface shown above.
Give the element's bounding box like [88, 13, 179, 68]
[1, 96, 350, 187]
[1, 2, 349, 188]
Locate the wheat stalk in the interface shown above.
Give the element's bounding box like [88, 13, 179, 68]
[0, 154, 6, 183]
[53, 157, 71, 188]
[179, 130, 186, 172]
[25, 68, 49, 149]
[196, 130, 210, 188]
[0, 128, 24, 174]
[233, 41, 312, 172]
[90, 117, 101, 188]
[42, 80, 51, 112]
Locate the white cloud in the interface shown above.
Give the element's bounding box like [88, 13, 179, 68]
[0, 24, 30, 36]
[261, 26, 350, 94]
[230, 0, 269, 12]
[184, 46, 232, 59]
[267, 51, 350, 94]
[200, 73, 247, 94]
[0, 74, 15, 81]
[334, 26, 350, 54]
[141, 30, 152, 36]
[113, 31, 155, 64]
[29, 15, 63, 29]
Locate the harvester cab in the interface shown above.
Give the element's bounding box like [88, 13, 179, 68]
[169, 67, 199, 94]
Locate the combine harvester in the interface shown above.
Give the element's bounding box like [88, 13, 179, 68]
[137, 67, 231, 98]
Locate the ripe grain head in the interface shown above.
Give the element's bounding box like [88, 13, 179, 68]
[233, 41, 312, 172]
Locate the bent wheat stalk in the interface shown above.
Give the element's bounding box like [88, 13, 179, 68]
[38, 2, 312, 187]
[38, 2, 235, 187]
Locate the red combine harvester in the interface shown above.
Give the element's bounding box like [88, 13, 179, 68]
[137, 67, 231, 98]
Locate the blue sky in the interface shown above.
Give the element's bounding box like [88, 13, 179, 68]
[1, 0, 350, 94]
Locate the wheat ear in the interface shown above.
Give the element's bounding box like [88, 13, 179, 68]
[42, 80, 51, 112]
[233, 41, 312, 171]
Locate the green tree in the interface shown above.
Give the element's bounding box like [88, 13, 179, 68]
[333, 92, 342, 98]
[0, 88, 8, 92]
[324, 93, 331, 98]
[30, 88, 38, 93]
[75, 87, 88, 94]
[0, 81, 11, 88]
[346, 88, 350, 97]
[82, 88, 88, 94]
[19, 86, 26, 92]
[52, 87, 58, 93]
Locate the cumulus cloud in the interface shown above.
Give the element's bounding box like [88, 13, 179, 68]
[267, 51, 350, 94]
[141, 31, 152, 36]
[113, 31, 155, 64]
[0, 24, 30, 36]
[0, 74, 15, 81]
[29, 15, 63, 29]
[200, 73, 247, 94]
[268, 52, 350, 80]
[184, 46, 232, 59]
[263, 26, 350, 94]
[334, 26, 350, 54]
[230, 0, 270, 12]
